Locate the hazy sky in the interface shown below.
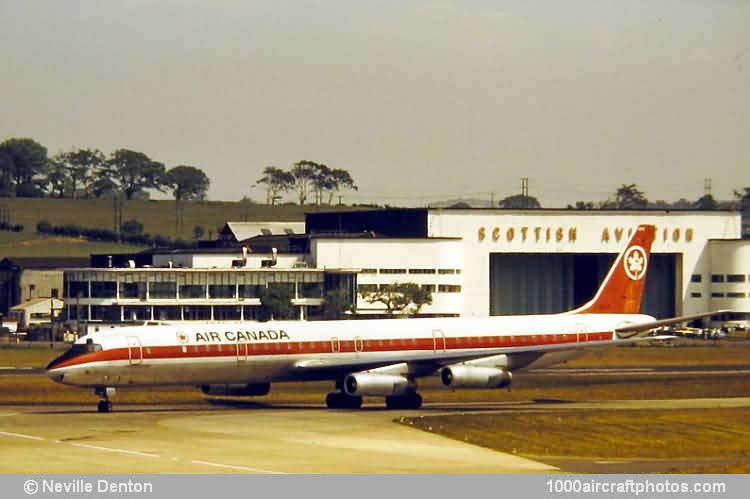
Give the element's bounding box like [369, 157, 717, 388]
[1, 1, 748, 206]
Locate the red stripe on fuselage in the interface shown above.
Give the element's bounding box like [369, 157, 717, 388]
[49, 331, 614, 370]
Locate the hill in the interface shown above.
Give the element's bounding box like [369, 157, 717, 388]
[0, 232, 146, 258]
[0, 198, 360, 240]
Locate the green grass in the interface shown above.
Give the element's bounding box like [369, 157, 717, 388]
[566, 342, 750, 367]
[0, 232, 145, 258]
[402, 408, 750, 460]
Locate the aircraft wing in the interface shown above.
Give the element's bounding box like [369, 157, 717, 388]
[292, 335, 659, 380]
[614, 310, 730, 337]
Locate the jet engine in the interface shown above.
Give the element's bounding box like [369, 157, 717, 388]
[343, 373, 413, 397]
[200, 383, 271, 396]
[440, 365, 512, 389]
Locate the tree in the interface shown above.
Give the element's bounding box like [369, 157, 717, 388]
[361, 282, 433, 316]
[327, 168, 357, 205]
[0, 138, 48, 197]
[104, 149, 166, 200]
[60, 148, 105, 198]
[166, 165, 210, 201]
[498, 193, 541, 209]
[256, 166, 294, 205]
[45, 156, 69, 197]
[291, 160, 318, 205]
[694, 194, 718, 210]
[322, 287, 354, 320]
[310, 163, 332, 205]
[613, 183, 648, 209]
[259, 284, 294, 321]
[121, 219, 144, 236]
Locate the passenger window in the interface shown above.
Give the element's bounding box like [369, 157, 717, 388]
[377, 340, 384, 347]
[263, 343, 270, 351]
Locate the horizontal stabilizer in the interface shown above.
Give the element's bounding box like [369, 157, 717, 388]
[615, 310, 731, 337]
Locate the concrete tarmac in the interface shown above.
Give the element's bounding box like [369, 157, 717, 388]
[0, 403, 556, 474]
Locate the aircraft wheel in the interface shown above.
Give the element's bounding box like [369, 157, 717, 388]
[97, 400, 112, 413]
[326, 392, 363, 409]
[385, 393, 422, 410]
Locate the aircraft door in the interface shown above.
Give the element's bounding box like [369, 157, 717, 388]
[432, 330, 446, 353]
[126, 336, 143, 365]
[353, 336, 364, 357]
[330, 337, 340, 354]
[576, 323, 587, 343]
[236, 341, 248, 363]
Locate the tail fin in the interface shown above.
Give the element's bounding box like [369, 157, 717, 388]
[571, 224, 656, 315]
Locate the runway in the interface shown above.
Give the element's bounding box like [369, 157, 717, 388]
[0, 402, 556, 474]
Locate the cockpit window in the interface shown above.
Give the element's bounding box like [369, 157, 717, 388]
[46, 340, 102, 369]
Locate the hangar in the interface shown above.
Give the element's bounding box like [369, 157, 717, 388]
[306, 208, 741, 319]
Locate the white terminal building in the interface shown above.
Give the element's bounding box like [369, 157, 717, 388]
[62, 209, 748, 326]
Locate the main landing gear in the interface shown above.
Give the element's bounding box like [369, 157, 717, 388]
[385, 392, 422, 410]
[325, 391, 363, 409]
[94, 387, 115, 413]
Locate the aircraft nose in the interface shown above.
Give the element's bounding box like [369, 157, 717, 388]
[46, 369, 65, 383]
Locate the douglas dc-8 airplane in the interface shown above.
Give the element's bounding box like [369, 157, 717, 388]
[47, 225, 725, 412]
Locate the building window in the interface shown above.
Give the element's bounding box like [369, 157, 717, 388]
[91, 281, 117, 299]
[90, 305, 120, 321]
[359, 268, 377, 274]
[120, 282, 146, 299]
[379, 269, 406, 274]
[154, 306, 181, 320]
[711, 275, 725, 283]
[123, 306, 151, 321]
[690, 292, 702, 298]
[238, 284, 265, 299]
[51, 288, 59, 299]
[727, 292, 746, 299]
[711, 292, 725, 298]
[421, 284, 436, 293]
[438, 269, 460, 275]
[357, 284, 378, 294]
[180, 284, 206, 299]
[300, 282, 323, 298]
[214, 306, 241, 320]
[209, 285, 235, 299]
[68, 281, 89, 298]
[408, 269, 436, 274]
[438, 284, 462, 293]
[150, 282, 177, 299]
[268, 282, 295, 298]
[690, 274, 702, 283]
[727, 275, 746, 283]
[183, 306, 211, 320]
[243, 306, 262, 320]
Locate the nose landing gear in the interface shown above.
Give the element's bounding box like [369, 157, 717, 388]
[94, 387, 116, 413]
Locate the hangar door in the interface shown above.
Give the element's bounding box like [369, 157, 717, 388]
[489, 253, 676, 319]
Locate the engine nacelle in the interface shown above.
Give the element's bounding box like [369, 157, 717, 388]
[200, 383, 271, 396]
[343, 373, 412, 397]
[440, 365, 512, 389]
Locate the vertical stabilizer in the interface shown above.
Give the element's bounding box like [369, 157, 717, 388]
[571, 224, 656, 314]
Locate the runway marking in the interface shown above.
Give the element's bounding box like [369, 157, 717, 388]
[0, 430, 45, 441]
[191, 459, 286, 474]
[70, 442, 160, 459]
[0, 412, 19, 417]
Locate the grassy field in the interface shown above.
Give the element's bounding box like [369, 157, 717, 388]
[0, 198, 360, 240]
[565, 341, 750, 367]
[0, 232, 145, 258]
[402, 408, 750, 461]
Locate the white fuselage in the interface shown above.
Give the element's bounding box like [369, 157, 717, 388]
[47, 313, 653, 388]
